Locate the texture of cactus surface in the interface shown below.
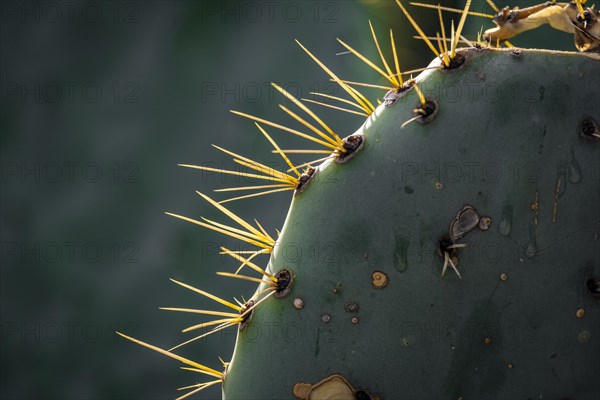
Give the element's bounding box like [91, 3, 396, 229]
[221, 48, 600, 399]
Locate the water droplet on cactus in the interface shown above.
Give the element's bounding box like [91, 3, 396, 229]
[569, 152, 582, 184]
[526, 242, 537, 258]
[578, 330, 591, 344]
[394, 236, 409, 273]
[499, 205, 513, 236]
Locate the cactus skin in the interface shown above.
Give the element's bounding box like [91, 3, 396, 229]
[222, 49, 600, 399]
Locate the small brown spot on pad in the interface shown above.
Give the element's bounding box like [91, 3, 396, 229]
[345, 302, 359, 313]
[292, 383, 313, 399]
[371, 271, 388, 289]
[478, 217, 492, 231]
[293, 298, 304, 309]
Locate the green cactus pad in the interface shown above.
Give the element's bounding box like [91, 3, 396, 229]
[222, 48, 600, 399]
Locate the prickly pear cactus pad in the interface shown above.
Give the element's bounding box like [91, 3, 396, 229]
[117, 1, 600, 399]
[222, 48, 600, 399]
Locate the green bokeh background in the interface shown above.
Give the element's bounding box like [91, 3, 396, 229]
[0, 1, 572, 398]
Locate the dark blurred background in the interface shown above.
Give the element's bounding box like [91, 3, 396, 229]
[0, 1, 571, 399]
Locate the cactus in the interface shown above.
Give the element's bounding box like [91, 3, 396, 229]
[118, 1, 600, 399]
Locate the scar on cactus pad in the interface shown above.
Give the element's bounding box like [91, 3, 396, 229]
[118, 1, 600, 399]
[438, 205, 493, 279]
